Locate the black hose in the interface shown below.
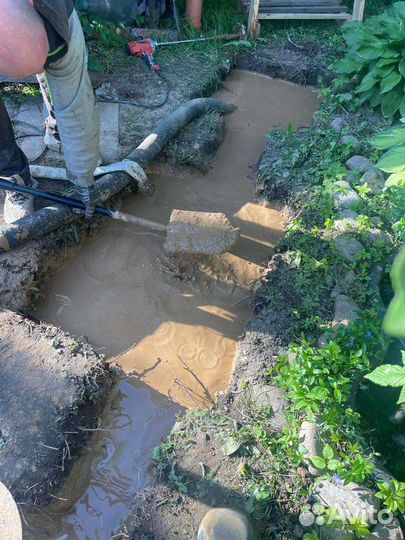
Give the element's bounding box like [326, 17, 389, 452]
[0, 98, 235, 252]
[0, 178, 113, 218]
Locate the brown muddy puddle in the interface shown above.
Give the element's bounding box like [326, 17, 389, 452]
[28, 70, 318, 539]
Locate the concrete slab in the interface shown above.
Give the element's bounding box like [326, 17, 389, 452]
[98, 102, 120, 164]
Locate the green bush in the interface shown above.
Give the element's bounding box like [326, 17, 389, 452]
[333, 2, 405, 118]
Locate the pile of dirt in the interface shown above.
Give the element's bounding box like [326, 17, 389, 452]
[0, 310, 111, 505]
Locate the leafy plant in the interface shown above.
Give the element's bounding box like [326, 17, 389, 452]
[309, 444, 340, 472]
[383, 247, 405, 337]
[333, 2, 405, 118]
[365, 351, 405, 404]
[375, 480, 405, 513]
[370, 119, 405, 188]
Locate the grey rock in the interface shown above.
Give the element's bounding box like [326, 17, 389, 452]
[359, 168, 385, 195]
[319, 528, 351, 540]
[299, 421, 322, 476]
[333, 294, 359, 327]
[251, 385, 288, 431]
[346, 155, 374, 174]
[333, 216, 359, 234]
[338, 209, 359, 220]
[336, 270, 356, 295]
[366, 519, 403, 540]
[316, 480, 379, 525]
[334, 180, 361, 210]
[334, 236, 364, 263]
[367, 229, 392, 246]
[330, 117, 347, 132]
[339, 135, 361, 152]
[198, 508, 257, 540]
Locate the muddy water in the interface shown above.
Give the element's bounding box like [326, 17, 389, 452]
[30, 70, 318, 539]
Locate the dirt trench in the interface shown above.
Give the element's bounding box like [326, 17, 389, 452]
[0, 36, 331, 540]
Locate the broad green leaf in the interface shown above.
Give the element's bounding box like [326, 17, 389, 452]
[385, 172, 405, 187]
[365, 364, 405, 387]
[357, 47, 384, 61]
[381, 89, 403, 118]
[370, 90, 383, 108]
[309, 386, 329, 400]
[333, 58, 363, 74]
[328, 459, 340, 471]
[355, 73, 378, 94]
[370, 126, 405, 149]
[384, 247, 405, 337]
[222, 438, 241, 456]
[323, 445, 334, 460]
[380, 71, 402, 93]
[399, 58, 405, 77]
[310, 456, 326, 469]
[376, 145, 405, 172]
[399, 96, 405, 117]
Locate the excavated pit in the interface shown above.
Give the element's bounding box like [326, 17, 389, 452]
[27, 70, 319, 539]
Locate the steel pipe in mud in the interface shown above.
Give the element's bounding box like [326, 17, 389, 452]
[0, 98, 235, 253]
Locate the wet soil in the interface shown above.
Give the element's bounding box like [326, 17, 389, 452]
[0, 310, 109, 506]
[28, 71, 318, 539]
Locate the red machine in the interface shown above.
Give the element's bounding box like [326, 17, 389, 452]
[126, 39, 160, 71]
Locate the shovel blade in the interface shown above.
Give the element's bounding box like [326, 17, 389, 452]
[164, 209, 240, 255]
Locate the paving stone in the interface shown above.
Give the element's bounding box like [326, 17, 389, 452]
[333, 294, 359, 327]
[359, 168, 385, 194]
[98, 102, 120, 164]
[198, 508, 257, 540]
[330, 117, 346, 132]
[334, 180, 361, 210]
[15, 102, 46, 162]
[346, 155, 374, 174]
[339, 135, 361, 152]
[316, 480, 379, 526]
[334, 236, 364, 263]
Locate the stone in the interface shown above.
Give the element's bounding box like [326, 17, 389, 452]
[359, 168, 385, 195]
[335, 270, 356, 295]
[346, 155, 374, 174]
[299, 421, 322, 476]
[316, 480, 379, 526]
[330, 117, 346, 132]
[251, 385, 288, 431]
[333, 217, 359, 234]
[367, 229, 392, 246]
[198, 508, 257, 540]
[338, 210, 359, 220]
[332, 294, 359, 327]
[334, 236, 364, 263]
[15, 102, 46, 162]
[334, 180, 361, 210]
[366, 519, 403, 540]
[98, 101, 120, 164]
[339, 135, 361, 152]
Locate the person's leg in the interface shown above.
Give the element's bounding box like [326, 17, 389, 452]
[0, 96, 35, 223]
[0, 97, 31, 183]
[44, 9, 99, 192]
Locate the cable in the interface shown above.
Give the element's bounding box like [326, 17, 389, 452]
[96, 71, 170, 110]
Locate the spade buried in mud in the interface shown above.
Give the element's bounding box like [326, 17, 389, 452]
[0, 178, 239, 255]
[115, 207, 240, 255]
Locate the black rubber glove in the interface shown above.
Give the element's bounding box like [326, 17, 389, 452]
[75, 184, 97, 219]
